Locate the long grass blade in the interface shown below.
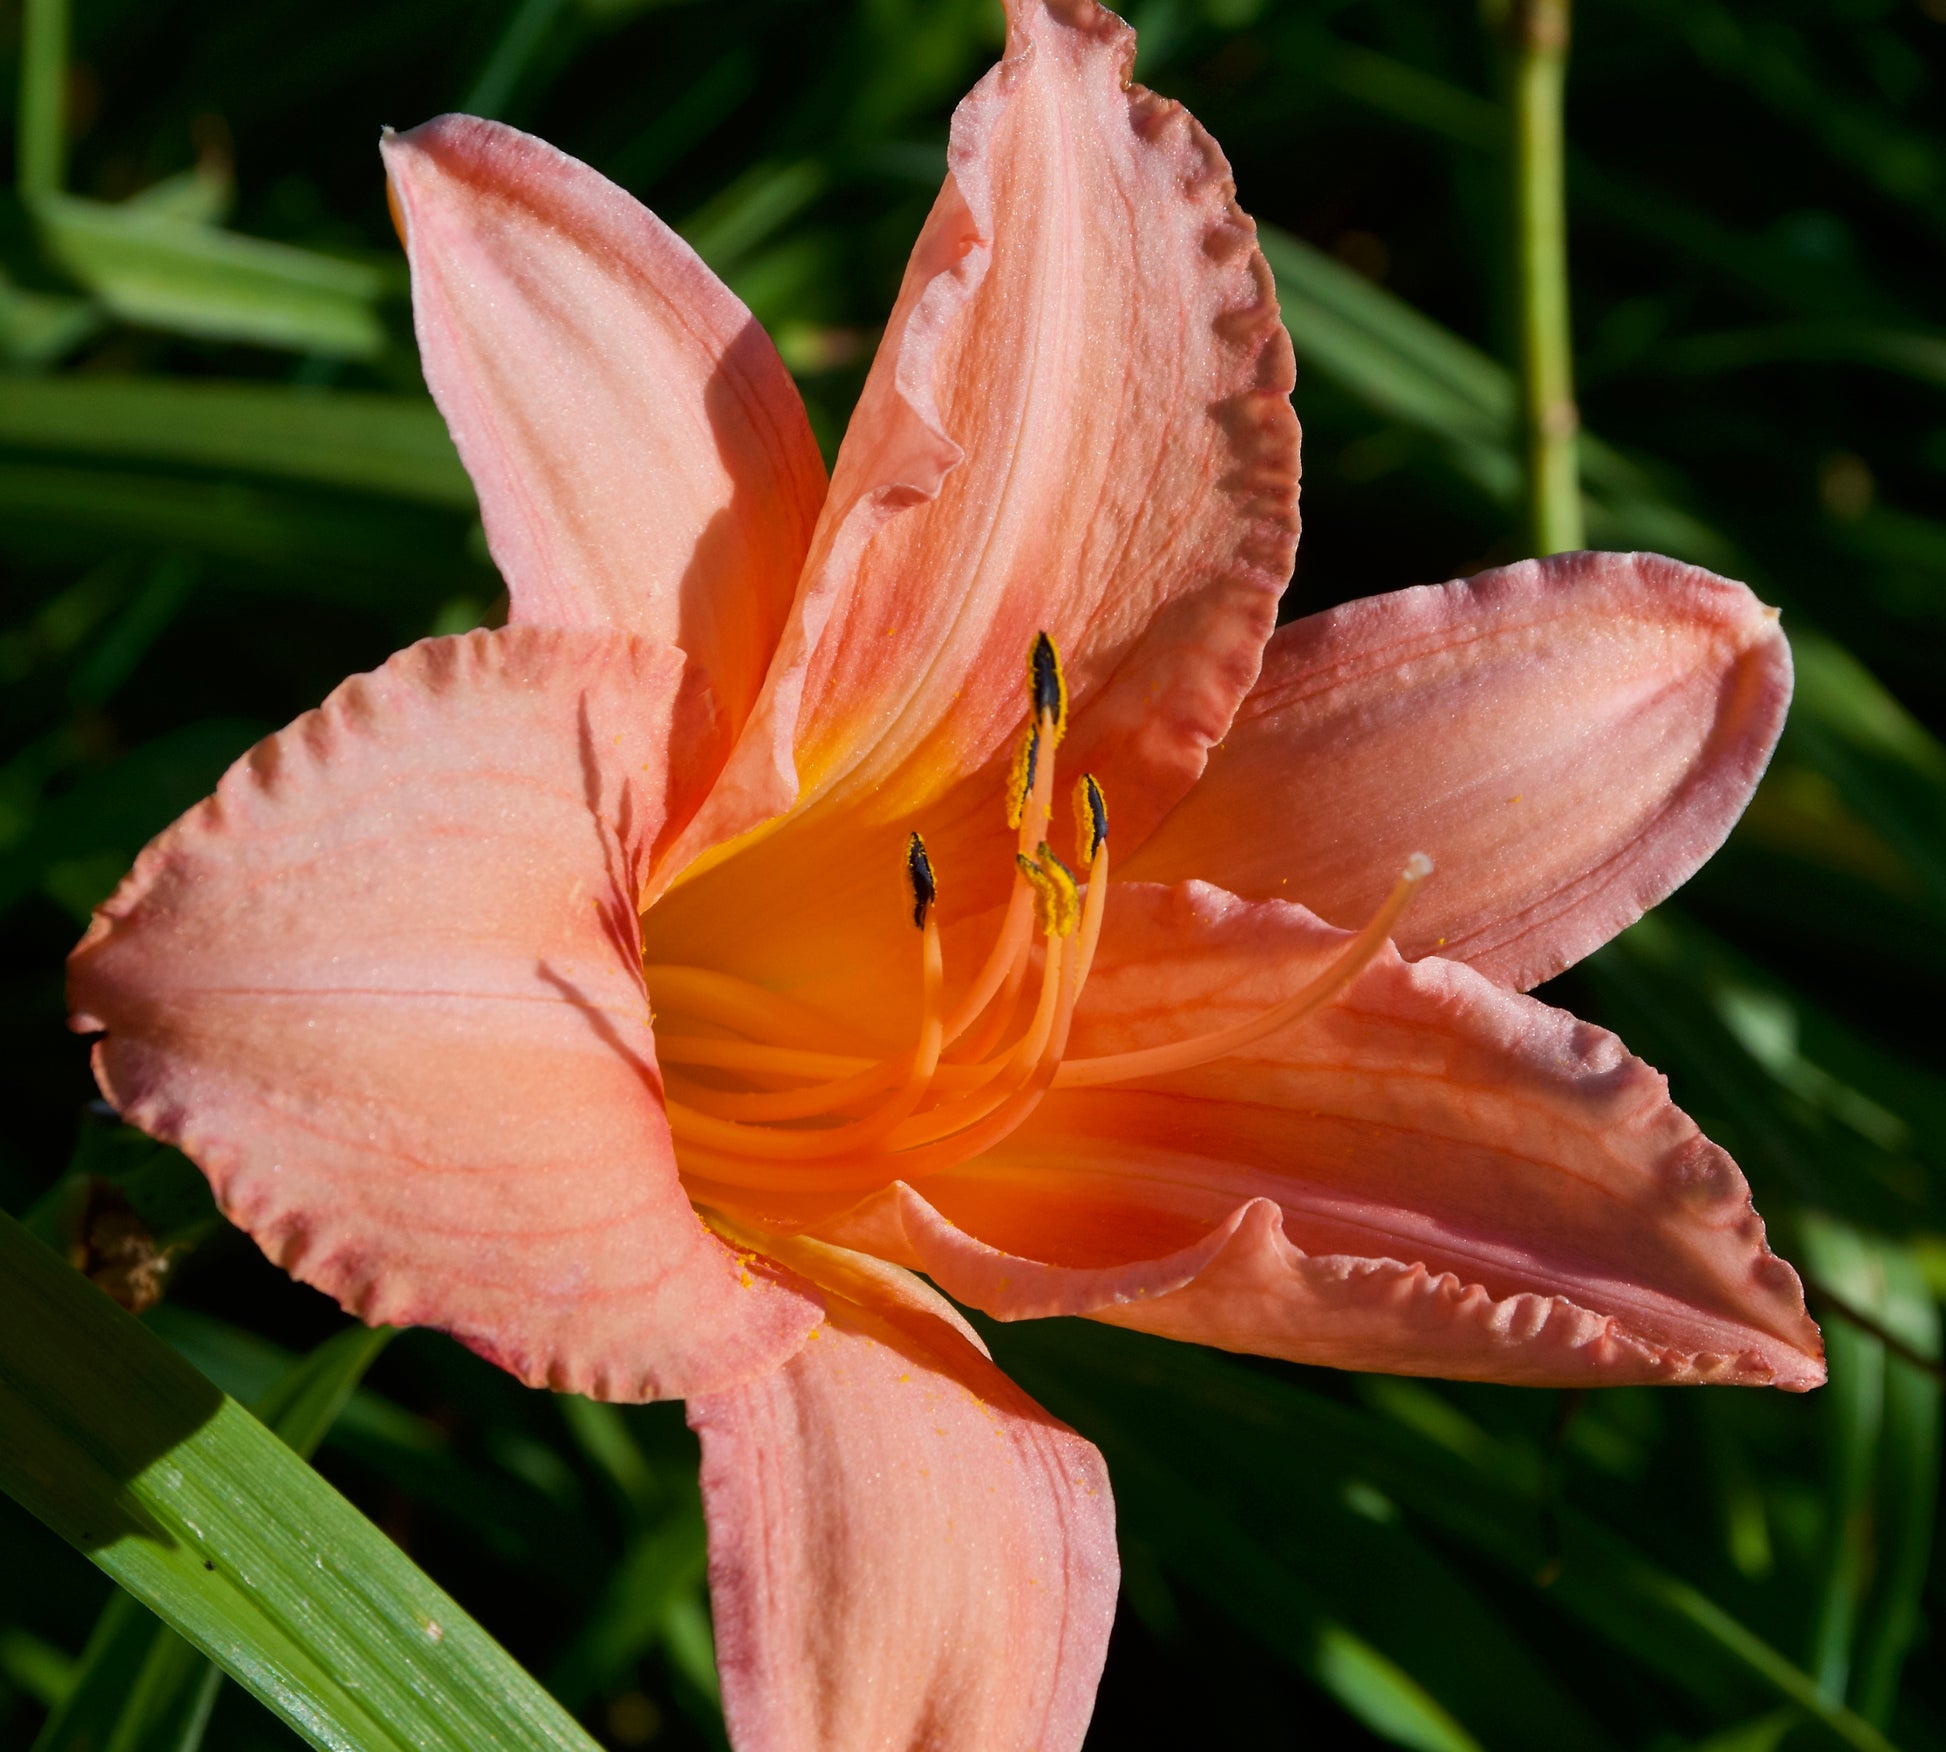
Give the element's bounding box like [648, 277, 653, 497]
[0, 1211, 602, 1752]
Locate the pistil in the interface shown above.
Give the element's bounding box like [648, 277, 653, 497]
[648, 632, 1431, 1200]
[1052, 854, 1430, 1088]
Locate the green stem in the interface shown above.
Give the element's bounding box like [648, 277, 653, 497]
[16, 0, 69, 199]
[1506, 0, 1583, 554]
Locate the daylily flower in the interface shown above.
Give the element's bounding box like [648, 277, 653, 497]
[69, 0, 1823, 1745]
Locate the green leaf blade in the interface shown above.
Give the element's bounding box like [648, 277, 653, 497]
[0, 1211, 602, 1752]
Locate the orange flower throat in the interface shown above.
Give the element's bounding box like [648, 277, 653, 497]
[648, 634, 1430, 1196]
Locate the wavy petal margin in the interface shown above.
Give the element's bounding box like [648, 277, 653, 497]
[814, 881, 1823, 1390]
[661, 0, 1299, 923]
[70, 630, 820, 1399]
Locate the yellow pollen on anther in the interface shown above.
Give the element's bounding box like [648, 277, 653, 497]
[1074, 773, 1107, 864]
[1004, 724, 1040, 831]
[1034, 842, 1079, 938]
[1028, 631, 1067, 743]
[1015, 853, 1063, 937]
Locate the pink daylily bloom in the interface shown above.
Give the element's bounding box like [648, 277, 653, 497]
[68, 0, 1822, 1745]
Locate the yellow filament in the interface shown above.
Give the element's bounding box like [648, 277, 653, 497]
[941, 881, 1033, 1046]
[862, 890, 1088, 1181]
[1053, 854, 1431, 1089]
[650, 626, 1432, 1206]
[658, 1036, 872, 1081]
[1070, 837, 1110, 992]
[646, 965, 873, 1052]
[666, 1054, 898, 1121]
[884, 931, 1066, 1150]
[663, 915, 945, 1158]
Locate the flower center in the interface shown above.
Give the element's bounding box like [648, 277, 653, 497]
[648, 634, 1430, 1197]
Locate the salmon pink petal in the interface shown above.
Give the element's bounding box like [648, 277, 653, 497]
[383, 116, 826, 803]
[673, 0, 1298, 891]
[814, 881, 1822, 1390]
[688, 1238, 1116, 1752]
[1123, 551, 1792, 991]
[68, 629, 820, 1399]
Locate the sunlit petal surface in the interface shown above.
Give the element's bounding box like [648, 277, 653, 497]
[812, 881, 1822, 1389]
[385, 116, 826, 767]
[70, 630, 820, 1398]
[1125, 551, 1794, 990]
[666, 0, 1300, 912]
[41, 0, 1856, 1745]
[690, 1240, 1115, 1752]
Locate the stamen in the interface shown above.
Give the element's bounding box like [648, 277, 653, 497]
[1054, 854, 1433, 1089]
[1029, 631, 1068, 742]
[944, 769, 1104, 1056]
[868, 908, 1085, 1175]
[1071, 807, 1111, 991]
[1005, 724, 1040, 831]
[905, 832, 937, 930]
[664, 907, 946, 1158]
[943, 692, 1083, 1049]
[658, 1037, 870, 1080]
[1034, 841, 1079, 938]
[674, 908, 1074, 1196]
[1016, 854, 1063, 938]
[645, 965, 874, 1052]
[1074, 773, 1108, 864]
[673, 833, 942, 1122]
[655, 633, 1428, 1207]
[884, 932, 1066, 1148]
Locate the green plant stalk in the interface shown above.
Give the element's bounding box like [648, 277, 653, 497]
[1507, 0, 1584, 554]
[16, 0, 69, 199]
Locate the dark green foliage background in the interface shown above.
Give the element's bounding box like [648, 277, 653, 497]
[3, 0, 1944, 1748]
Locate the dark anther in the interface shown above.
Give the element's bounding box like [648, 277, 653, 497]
[905, 832, 937, 929]
[1078, 773, 1108, 861]
[1006, 723, 1041, 829]
[1029, 632, 1067, 736]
